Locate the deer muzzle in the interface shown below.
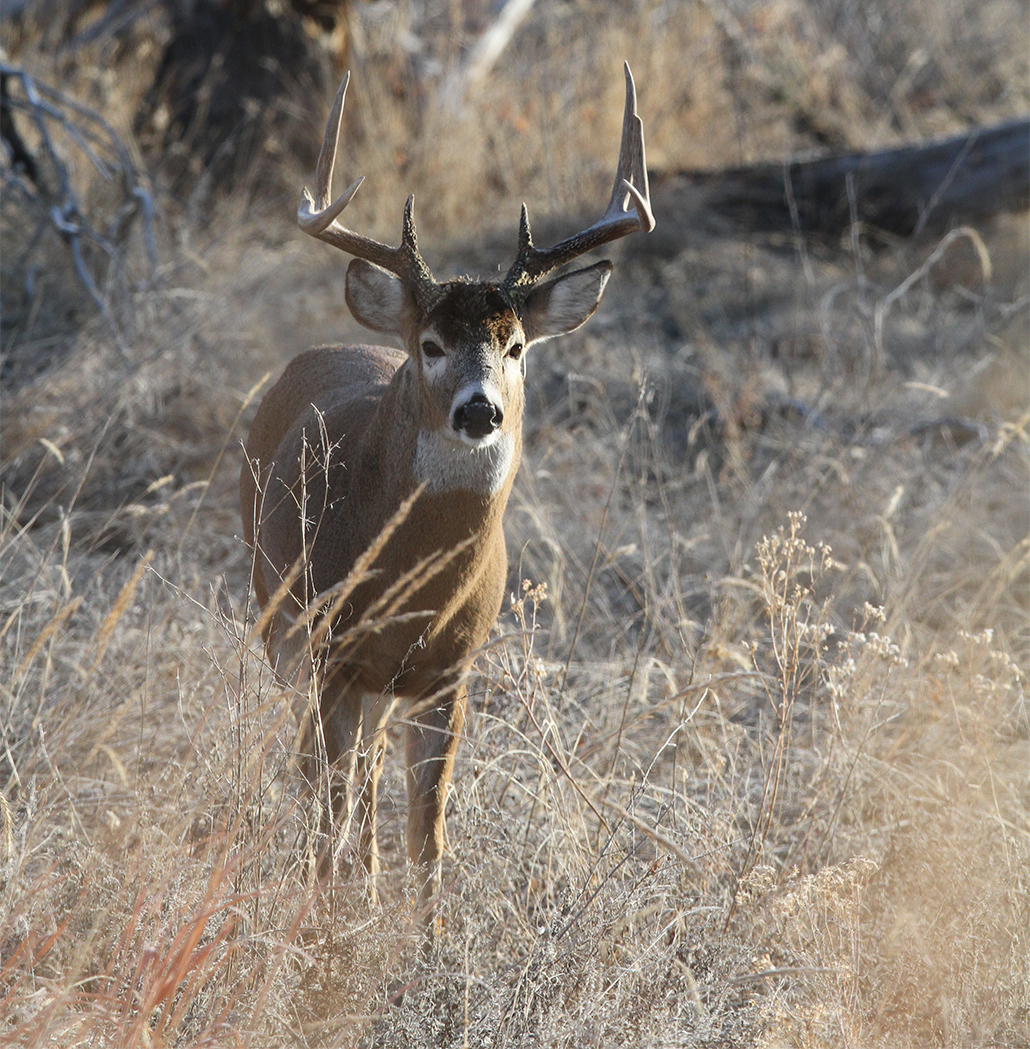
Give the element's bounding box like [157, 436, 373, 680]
[453, 392, 503, 440]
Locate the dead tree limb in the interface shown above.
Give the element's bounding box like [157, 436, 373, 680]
[655, 118, 1029, 241]
[0, 61, 158, 319]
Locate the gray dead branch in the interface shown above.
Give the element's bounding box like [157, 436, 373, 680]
[0, 61, 158, 321]
[437, 0, 539, 111]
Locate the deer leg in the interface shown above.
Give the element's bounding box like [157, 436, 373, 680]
[301, 669, 361, 881]
[355, 690, 396, 905]
[265, 609, 309, 686]
[405, 680, 467, 956]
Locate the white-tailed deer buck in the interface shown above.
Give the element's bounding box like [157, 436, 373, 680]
[241, 64, 653, 953]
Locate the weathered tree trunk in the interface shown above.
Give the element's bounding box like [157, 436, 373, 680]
[654, 119, 1029, 240]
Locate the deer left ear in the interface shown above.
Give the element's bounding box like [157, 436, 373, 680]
[521, 260, 613, 344]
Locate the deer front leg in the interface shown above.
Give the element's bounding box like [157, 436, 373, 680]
[355, 690, 397, 905]
[405, 680, 467, 957]
[301, 667, 362, 882]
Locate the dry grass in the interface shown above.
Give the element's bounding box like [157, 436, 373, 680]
[2, 0, 1028, 1045]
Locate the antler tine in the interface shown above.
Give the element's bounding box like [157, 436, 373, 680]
[606, 62, 654, 229]
[298, 73, 440, 310]
[502, 61, 655, 298]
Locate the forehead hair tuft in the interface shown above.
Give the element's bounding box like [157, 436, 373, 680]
[425, 281, 522, 343]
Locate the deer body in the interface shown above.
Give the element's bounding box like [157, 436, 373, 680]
[243, 336, 521, 699]
[241, 66, 652, 954]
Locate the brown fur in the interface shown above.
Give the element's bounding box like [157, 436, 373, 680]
[242, 335, 518, 944]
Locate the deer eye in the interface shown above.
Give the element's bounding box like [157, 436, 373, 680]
[507, 341, 524, 361]
[421, 340, 445, 359]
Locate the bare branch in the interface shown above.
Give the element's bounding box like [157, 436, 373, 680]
[0, 61, 159, 324]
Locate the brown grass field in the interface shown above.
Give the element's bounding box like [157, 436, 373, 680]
[1, 1, 1028, 1045]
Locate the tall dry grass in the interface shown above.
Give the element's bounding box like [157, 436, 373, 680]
[2, 0, 1028, 1045]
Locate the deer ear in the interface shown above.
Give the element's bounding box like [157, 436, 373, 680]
[521, 260, 613, 344]
[346, 258, 415, 335]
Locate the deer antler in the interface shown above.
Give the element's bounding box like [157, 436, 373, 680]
[501, 62, 654, 301]
[298, 73, 442, 312]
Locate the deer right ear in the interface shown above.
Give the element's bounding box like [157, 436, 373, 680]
[345, 258, 414, 335]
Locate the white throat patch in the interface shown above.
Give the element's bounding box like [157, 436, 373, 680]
[414, 430, 515, 494]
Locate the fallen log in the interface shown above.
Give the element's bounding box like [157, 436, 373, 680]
[653, 118, 1029, 240]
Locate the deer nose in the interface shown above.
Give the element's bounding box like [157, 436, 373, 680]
[454, 393, 503, 439]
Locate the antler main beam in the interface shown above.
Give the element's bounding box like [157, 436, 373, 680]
[297, 73, 441, 311]
[502, 62, 655, 299]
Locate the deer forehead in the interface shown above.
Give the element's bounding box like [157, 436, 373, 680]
[422, 282, 523, 349]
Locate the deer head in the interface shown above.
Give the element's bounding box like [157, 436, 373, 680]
[296, 65, 654, 486]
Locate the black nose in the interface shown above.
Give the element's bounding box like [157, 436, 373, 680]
[454, 393, 502, 438]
